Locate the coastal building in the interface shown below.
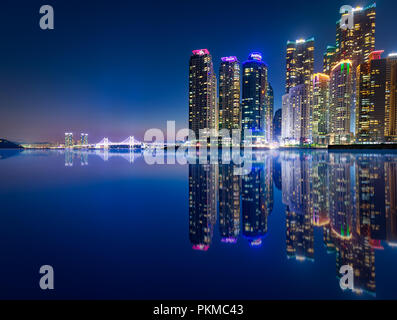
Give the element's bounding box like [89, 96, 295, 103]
[281, 84, 311, 144]
[285, 38, 315, 94]
[311, 73, 330, 145]
[241, 52, 268, 143]
[273, 108, 282, 143]
[189, 49, 218, 140]
[65, 133, 73, 148]
[329, 60, 354, 145]
[219, 56, 241, 131]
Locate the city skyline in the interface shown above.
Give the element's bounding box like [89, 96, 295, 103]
[1, 1, 397, 143]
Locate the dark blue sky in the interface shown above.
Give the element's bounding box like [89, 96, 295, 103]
[0, 0, 396, 143]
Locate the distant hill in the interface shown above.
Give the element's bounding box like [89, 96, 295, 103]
[0, 138, 23, 149]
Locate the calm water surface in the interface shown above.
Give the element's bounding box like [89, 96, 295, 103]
[0, 149, 397, 299]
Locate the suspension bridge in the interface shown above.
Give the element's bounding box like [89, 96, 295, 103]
[94, 136, 142, 149]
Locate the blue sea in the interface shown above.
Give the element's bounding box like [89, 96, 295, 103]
[0, 149, 396, 300]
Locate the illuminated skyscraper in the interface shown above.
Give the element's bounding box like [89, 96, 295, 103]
[80, 133, 88, 146]
[311, 73, 330, 145]
[285, 38, 314, 94]
[356, 51, 386, 143]
[281, 93, 292, 144]
[65, 133, 73, 148]
[241, 52, 268, 143]
[281, 84, 311, 144]
[219, 57, 241, 131]
[356, 52, 397, 143]
[385, 54, 397, 142]
[336, 4, 376, 66]
[284, 38, 314, 145]
[329, 60, 354, 145]
[273, 109, 282, 143]
[265, 83, 274, 143]
[323, 45, 337, 75]
[189, 49, 218, 139]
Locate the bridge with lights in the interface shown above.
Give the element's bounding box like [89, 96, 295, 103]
[94, 136, 142, 149]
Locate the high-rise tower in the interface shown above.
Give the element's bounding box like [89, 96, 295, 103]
[385, 54, 397, 142]
[311, 73, 330, 145]
[285, 38, 315, 94]
[219, 56, 241, 131]
[336, 4, 376, 66]
[329, 60, 354, 145]
[189, 49, 218, 139]
[265, 83, 274, 143]
[323, 45, 337, 75]
[241, 52, 268, 143]
[356, 51, 386, 143]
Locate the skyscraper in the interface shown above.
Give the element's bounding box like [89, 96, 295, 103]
[356, 51, 386, 143]
[241, 52, 268, 143]
[281, 93, 292, 144]
[285, 38, 314, 94]
[265, 83, 274, 143]
[385, 54, 397, 142]
[284, 38, 314, 145]
[323, 45, 337, 75]
[273, 108, 282, 143]
[65, 133, 73, 148]
[189, 49, 218, 140]
[80, 133, 88, 146]
[336, 4, 376, 66]
[219, 56, 241, 131]
[281, 84, 311, 144]
[311, 73, 330, 145]
[355, 52, 397, 143]
[329, 60, 354, 145]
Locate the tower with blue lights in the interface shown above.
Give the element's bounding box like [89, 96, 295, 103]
[241, 52, 268, 144]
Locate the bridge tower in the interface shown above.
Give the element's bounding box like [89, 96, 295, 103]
[104, 138, 109, 149]
[129, 136, 134, 149]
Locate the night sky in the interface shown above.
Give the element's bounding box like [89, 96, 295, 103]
[0, 0, 396, 143]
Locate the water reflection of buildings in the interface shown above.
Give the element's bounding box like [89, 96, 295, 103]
[185, 151, 397, 296]
[188, 155, 274, 249]
[219, 164, 240, 244]
[385, 157, 397, 246]
[64, 150, 139, 167]
[242, 157, 273, 247]
[278, 151, 397, 296]
[189, 164, 218, 251]
[282, 152, 314, 261]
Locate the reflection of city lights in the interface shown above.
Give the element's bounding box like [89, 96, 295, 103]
[192, 244, 209, 251]
[221, 237, 237, 244]
[387, 242, 397, 248]
[249, 238, 262, 247]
